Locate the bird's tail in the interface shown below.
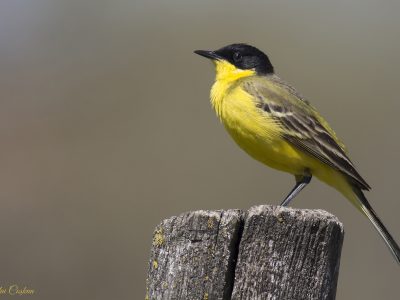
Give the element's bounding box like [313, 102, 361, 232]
[351, 187, 400, 265]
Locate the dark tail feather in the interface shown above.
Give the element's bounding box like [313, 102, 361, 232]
[353, 187, 400, 265]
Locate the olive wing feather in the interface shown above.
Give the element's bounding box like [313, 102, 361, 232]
[243, 77, 370, 190]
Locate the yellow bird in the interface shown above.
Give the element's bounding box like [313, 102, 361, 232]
[195, 43, 400, 264]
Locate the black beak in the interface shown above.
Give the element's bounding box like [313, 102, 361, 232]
[194, 50, 221, 60]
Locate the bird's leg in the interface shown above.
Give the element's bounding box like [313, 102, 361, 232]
[280, 174, 312, 207]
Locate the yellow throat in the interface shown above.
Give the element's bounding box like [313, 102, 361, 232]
[210, 60, 256, 119]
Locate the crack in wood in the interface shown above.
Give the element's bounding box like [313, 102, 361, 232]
[146, 205, 344, 300]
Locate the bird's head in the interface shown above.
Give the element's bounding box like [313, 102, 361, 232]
[194, 43, 274, 81]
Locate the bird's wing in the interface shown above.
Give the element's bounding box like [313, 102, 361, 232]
[242, 76, 370, 190]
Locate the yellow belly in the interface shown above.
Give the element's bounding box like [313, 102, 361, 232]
[216, 84, 309, 175]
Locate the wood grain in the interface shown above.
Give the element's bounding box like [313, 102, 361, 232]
[146, 205, 344, 300]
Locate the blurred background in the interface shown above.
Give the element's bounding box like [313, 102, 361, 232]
[0, 0, 399, 299]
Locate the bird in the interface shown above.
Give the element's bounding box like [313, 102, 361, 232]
[194, 43, 400, 264]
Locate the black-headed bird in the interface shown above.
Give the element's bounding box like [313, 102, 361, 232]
[195, 43, 400, 264]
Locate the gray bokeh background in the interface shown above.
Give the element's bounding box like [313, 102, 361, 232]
[1, 1, 399, 299]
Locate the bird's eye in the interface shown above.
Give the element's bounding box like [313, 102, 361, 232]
[233, 52, 243, 62]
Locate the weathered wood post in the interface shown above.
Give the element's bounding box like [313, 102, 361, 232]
[145, 205, 344, 300]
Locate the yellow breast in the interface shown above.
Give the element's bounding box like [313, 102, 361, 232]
[209, 60, 308, 174]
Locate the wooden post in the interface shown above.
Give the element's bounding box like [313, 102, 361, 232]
[145, 205, 344, 300]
